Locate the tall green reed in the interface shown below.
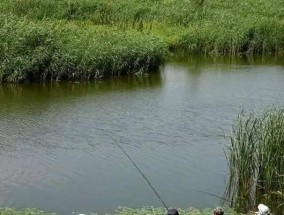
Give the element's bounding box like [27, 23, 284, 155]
[1, 0, 284, 83]
[225, 108, 284, 214]
[0, 15, 167, 83]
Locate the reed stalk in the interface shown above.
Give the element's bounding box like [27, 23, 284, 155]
[225, 108, 284, 214]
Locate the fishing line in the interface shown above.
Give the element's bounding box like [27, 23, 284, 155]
[108, 133, 231, 211]
[112, 138, 169, 211]
[192, 189, 233, 203]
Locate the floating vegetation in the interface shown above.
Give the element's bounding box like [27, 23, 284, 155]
[225, 108, 284, 214]
[0, 207, 244, 215]
[0, 208, 54, 215]
[115, 207, 243, 215]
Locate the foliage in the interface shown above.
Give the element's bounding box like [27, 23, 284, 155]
[225, 108, 284, 214]
[1, 0, 284, 82]
[0, 15, 166, 83]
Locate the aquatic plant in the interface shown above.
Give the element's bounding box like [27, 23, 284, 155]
[1, 0, 284, 82]
[225, 108, 284, 214]
[0, 208, 54, 215]
[0, 15, 166, 83]
[2, 0, 284, 55]
[0, 207, 244, 215]
[116, 207, 242, 215]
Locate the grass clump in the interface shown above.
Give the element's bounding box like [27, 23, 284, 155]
[0, 15, 166, 83]
[225, 108, 284, 214]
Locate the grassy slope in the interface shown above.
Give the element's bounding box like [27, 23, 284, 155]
[0, 0, 284, 82]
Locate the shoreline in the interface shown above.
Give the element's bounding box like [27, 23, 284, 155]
[0, 207, 248, 215]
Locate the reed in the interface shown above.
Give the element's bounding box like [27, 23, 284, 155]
[0, 15, 166, 83]
[2, 0, 284, 55]
[225, 108, 284, 214]
[1, 0, 284, 82]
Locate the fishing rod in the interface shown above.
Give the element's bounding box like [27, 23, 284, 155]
[109, 135, 232, 213]
[112, 138, 169, 211]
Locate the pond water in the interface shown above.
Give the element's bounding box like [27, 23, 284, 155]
[0, 57, 284, 215]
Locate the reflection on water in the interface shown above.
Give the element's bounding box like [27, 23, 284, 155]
[0, 73, 163, 109]
[0, 57, 284, 215]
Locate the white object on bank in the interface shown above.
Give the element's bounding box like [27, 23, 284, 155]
[257, 204, 270, 215]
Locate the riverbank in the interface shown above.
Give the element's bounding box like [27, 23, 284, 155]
[0, 15, 166, 83]
[0, 207, 246, 215]
[1, 0, 284, 82]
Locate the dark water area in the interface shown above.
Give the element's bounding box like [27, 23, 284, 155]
[0, 57, 284, 214]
